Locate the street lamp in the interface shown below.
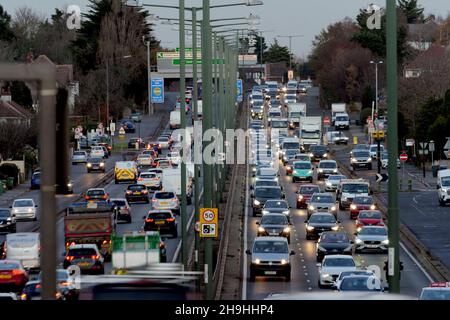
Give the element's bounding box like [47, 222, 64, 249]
[276, 34, 304, 71]
[370, 60, 384, 121]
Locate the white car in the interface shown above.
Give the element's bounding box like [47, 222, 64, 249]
[137, 172, 162, 191]
[317, 255, 357, 288]
[157, 136, 171, 149]
[145, 168, 163, 180]
[71, 151, 88, 165]
[333, 270, 376, 289]
[369, 144, 385, 159]
[167, 151, 182, 166]
[137, 154, 153, 167]
[90, 146, 105, 158]
[11, 199, 37, 221]
[354, 226, 389, 253]
[152, 191, 180, 214]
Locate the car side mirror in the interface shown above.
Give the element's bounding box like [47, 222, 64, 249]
[290, 250, 295, 256]
[245, 250, 251, 255]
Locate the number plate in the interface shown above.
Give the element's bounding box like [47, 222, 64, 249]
[265, 271, 277, 275]
[367, 245, 378, 248]
[155, 221, 165, 225]
[160, 201, 168, 205]
[0, 274, 12, 279]
[133, 192, 140, 195]
[77, 262, 90, 267]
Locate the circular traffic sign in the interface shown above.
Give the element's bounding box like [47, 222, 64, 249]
[324, 116, 330, 125]
[202, 209, 215, 222]
[154, 87, 161, 96]
[400, 153, 408, 162]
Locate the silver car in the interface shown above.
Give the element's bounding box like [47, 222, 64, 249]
[72, 151, 87, 165]
[151, 191, 180, 214]
[324, 175, 347, 191]
[307, 193, 337, 218]
[246, 236, 295, 281]
[354, 226, 389, 253]
[10, 199, 37, 221]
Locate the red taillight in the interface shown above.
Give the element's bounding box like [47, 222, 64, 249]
[142, 190, 148, 194]
[151, 178, 159, 181]
[146, 218, 154, 223]
[108, 146, 112, 150]
[171, 198, 178, 202]
[152, 199, 157, 202]
[166, 218, 175, 222]
[91, 255, 99, 260]
[65, 256, 74, 261]
[84, 196, 89, 200]
[102, 195, 108, 199]
[12, 269, 25, 277]
[137, 178, 143, 181]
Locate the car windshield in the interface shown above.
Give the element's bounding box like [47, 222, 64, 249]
[255, 180, 278, 187]
[311, 146, 327, 153]
[265, 201, 288, 209]
[285, 150, 298, 157]
[140, 173, 157, 179]
[353, 151, 370, 158]
[253, 240, 288, 254]
[371, 145, 385, 152]
[354, 197, 373, 204]
[285, 95, 296, 100]
[0, 209, 10, 218]
[339, 271, 373, 280]
[68, 248, 97, 256]
[87, 190, 105, 196]
[112, 200, 126, 206]
[311, 195, 334, 203]
[158, 137, 169, 142]
[252, 95, 263, 100]
[323, 258, 355, 267]
[148, 211, 172, 219]
[271, 101, 281, 107]
[294, 162, 311, 170]
[257, 169, 275, 177]
[320, 232, 349, 243]
[155, 192, 175, 199]
[13, 200, 33, 207]
[74, 152, 85, 156]
[90, 158, 103, 163]
[354, 145, 369, 151]
[0, 262, 21, 270]
[359, 227, 387, 236]
[283, 142, 300, 149]
[441, 177, 450, 187]
[37, 270, 68, 282]
[421, 289, 450, 300]
[255, 188, 281, 198]
[319, 162, 336, 169]
[342, 184, 369, 193]
[271, 120, 288, 128]
[309, 214, 336, 223]
[359, 211, 382, 219]
[340, 277, 381, 291]
[269, 112, 281, 117]
[128, 185, 145, 191]
[290, 112, 302, 118]
[300, 186, 320, 194]
[301, 130, 320, 138]
[261, 215, 288, 225]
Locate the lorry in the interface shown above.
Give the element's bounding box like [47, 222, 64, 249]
[169, 110, 181, 129]
[331, 103, 346, 125]
[64, 201, 117, 261]
[162, 167, 193, 205]
[288, 103, 307, 129]
[299, 116, 322, 150]
[4, 233, 40, 271]
[111, 231, 167, 274]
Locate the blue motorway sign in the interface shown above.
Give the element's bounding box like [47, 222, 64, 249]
[151, 77, 164, 103]
[237, 79, 243, 103]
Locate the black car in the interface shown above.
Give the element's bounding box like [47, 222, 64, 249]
[110, 198, 132, 223]
[125, 184, 149, 203]
[21, 280, 77, 300]
[143, 210, 178, 237]
[305, 212, 339, 240]
[128, 138, 146, 149]
[252, 186, 284, 217]
[256, 214, 292, 243]
[0, 207, 16, 233]
[309, 145, 329, 162]
[86, 157, 106, 173]
[316, 231, 353, 261]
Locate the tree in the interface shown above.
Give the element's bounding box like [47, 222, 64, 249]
[0, 5, 14, 42]
[264, 39, 290, 64]
[398, 0, 424, 23]
[254, 35, 267, 64]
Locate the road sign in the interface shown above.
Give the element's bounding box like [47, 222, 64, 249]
[151, 77, 164, 104]
[119, 127, 125, 136]
[110, 122, 116, 133]
[405, 138, 415, 147]
[400, 153, 408, 162]
[419, 142, 428, 150]
[237, 79, 243, 103]
[288, 70, 294, 80]
[200, 208, 218, 238]
[323, 116, 330, 126]
[429, 141, 435, 152]
[376, 173, 389, 183]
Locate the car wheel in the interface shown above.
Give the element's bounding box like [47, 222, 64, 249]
[306, 234, 310, 240]
[127, 217, 132, 223]
[287, 236, 291, 244]
[252, 210, 257, 217]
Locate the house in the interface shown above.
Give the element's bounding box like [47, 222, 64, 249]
[0, 88, 33, 125]
[403, 45, 447, 78]
[407, 18, 440, 51]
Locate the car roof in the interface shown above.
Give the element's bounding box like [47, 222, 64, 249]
[323, 254, 354, 260]
[147, 209, 173, 214]
[311, 192, 334, 197]
[255, 186, 280, 190]
[310, 212, 335, 217]
[87, 188, 105, 192]
[254, 236, 287, 242]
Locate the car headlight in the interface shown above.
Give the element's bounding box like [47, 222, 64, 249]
[323, 153, 328, 157]
[350, 204, 357, 210]
[282, 210, 289, 215]
[351, 158, 357, 163]
[254, 200, 260, 206]
[258, 227, 265, 233]
[367, 158, 372, 162]
[87, 163, 92, 167]
[331, 206, 336, 211]
[356, 227, 362, 233]
[255, 259, 261, 264]
[67, 183, 72, 187]
[321, 273, 331, 279]
[318, 169, 323, 173]
[298, 195, 303, 200]
[283, 156, 288, 161]
[252, 167, 256, 172]
[262, 210, 269, 215]
[308, 170, 313, 174]
[331, 226, 339, 231]
[283, 227, 290, 233]
[281, 259, 288, 265]
[382, 239, 389, 245]
[14, 208, 19, 213]
[325, 182, 332, 186]
[309, 153, 314, 157]
[308, 205, 315, 211]
[28, 208, 33, 213]
[306, 225, 314, 231]
[370, 205, 376, 210]
[100, 163, 105, 167]
[355, 239, 363, 244]
[333, 169, 338, 173]
[286, 166, 292, 171]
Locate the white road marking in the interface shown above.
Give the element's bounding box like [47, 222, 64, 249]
[399, 241, 434, 283]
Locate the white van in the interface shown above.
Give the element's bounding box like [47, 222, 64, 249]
[334, 112, 350, 130]
[162, 167, 193, 205]
[437, 169, 450, 206]
[169, 110, 181, 129]
[5, 233, 40, 270]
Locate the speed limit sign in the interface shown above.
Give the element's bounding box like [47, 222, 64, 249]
[200, 208, 218, 238]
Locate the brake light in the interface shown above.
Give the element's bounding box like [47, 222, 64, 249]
[84, 196, 89, 200]
[146, 218, 154, 223]
[166, 218, 175, 222]
[152, 199, 157, 202]
[102, 240, 111, 245]
[20, 293, 27, 300]
[65, 256, 74, 261]
[107, 146, 112, 150]
[151, 177, 159, 181]
[102, 195, 108, 199]
[159, 242, 166, 249]
[12, 269, 25, 276]
[171, 198, 178, 202]
[126, 190, 132, 194]
[138, 178, 143, 181]
[91, 255, 99, 260]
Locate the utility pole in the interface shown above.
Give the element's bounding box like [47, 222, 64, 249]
[145, 36, 154, 115]
[386, 0, 400, 293]
[276, 34, 304, 71]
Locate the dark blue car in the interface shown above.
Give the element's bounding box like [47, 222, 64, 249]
[30, 172, 41, 189]
[119, 120, 136, 133]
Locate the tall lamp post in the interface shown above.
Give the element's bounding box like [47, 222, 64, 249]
[276, 34, 304, 70]
[370, 60, 383, 121]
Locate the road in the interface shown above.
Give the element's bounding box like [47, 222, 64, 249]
[244, 89, 432, 300]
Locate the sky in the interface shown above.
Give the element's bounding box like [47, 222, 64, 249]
[2, 0, 450, 58]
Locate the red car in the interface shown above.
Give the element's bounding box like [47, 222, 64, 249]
[286, 164, 293, 175]
[356, 210, 385, 230]
[0, 260, 29, 291]
[296, 184, 321, 209]
[349, 196, 376, 219]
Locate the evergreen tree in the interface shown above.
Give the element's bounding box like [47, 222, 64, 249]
[398, 0, 424, 24]
[0, 5, 14, 41]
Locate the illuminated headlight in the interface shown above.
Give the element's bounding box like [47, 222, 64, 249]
[323, 153, 328, 157]
[298, 195, 303, 200]
[283, 156, 288, 161]
[351, 158, 357, 163]
[67, 183, 72, 187]
[325, 182, 332, 186]
[99, 162, 105, 167]
[252, 167, 256, 172]
[350, 204, 357, 210]
[333, 169, 338, 173]
[28, 208, 33, 213]
[255, 259, 261, 264]
[251, 100, 254, 104]
[382, 239, 389, 245]
[283, 227, 290, 233]
[356, 227, 362, 233]
[286, 166, 292, 171]
[306, 226, 314, 231]
[367, 158, 372, 162]
[308, 170, 313, 174]
[276, 144, 280, 148]
[318, 169, 323, 173]
[355, 239, 363, 244]
[262, 210, 269, 215]
[258, 227, 265, 233]
[281, 259, 288, 265]
[331, 226, 339, 231]
[87, 163, 92, 167]
[254, 200, 260, 206]
[370, 205, 376, 210]
[308, 205, 315, 211]
[309, 153, 314, 157]
[331, 206, 336, 211]
[321, 273, 331, 280]
[282, 210, 289, 215]
[14, 209, 19, 213]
